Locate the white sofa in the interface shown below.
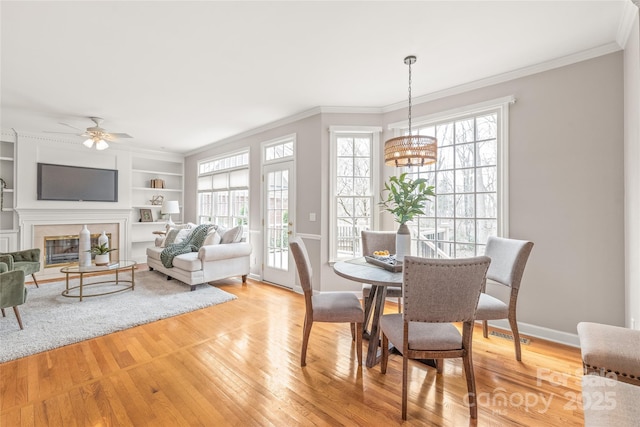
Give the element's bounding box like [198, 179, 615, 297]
[146, 224, 252, 291]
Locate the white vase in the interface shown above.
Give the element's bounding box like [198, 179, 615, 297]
[94, 253, 110, 266]
[98, 231, 109, 249]
[78, 225, 91, 267]
[395, 223, 411, 262]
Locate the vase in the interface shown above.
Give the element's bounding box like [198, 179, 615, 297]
[94, 253, 110, 266]
[78, 225, 91, 267]
[395, 223, 411, 262]
[98, 231, 109, 249]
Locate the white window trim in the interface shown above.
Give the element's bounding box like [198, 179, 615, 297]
[261, 133, 296, 166]
[388, 96, 514, 239]
[329, 126, 382, 262]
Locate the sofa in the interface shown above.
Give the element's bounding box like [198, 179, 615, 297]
[146, 224, 252, 291]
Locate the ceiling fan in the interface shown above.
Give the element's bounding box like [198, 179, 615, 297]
[46, 117, 133, 150]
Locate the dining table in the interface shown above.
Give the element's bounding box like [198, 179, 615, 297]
[333, 257, 403, 368]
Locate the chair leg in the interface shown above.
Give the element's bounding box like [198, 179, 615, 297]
[31, 273, 39, 288]
[13, 306, 24, 330]
[462, 352, 478, 419]
[380, 333, 389, 374]
[355, 322, 363, 367]
[509, 314, 522, 361]
[1, 308, 5, 317]
[402, 354, 409, 420]
[397, 297, 402, 313]
[435, 359, 444, 374]
[350, 323, 356, 341]
[482, 320, 488, 338]
[301, 316, 313, 367]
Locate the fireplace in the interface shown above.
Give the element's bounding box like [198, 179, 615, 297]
[44, 232, 112, 268]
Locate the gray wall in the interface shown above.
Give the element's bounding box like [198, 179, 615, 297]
[186, 52, 626, 344]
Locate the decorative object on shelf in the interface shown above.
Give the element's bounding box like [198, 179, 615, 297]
[161, 200, 180, 226]
[98, 231, 109, 249]
[0, 178, 5, 212]
[78, 225, 92, 267]
[150, 178, 165, 188]
[140, 208, 153, 222]
[150, 194, 164, 205]
[384, 55, 437, 167]
[379, 172, 435, 262]
[87, 243, 117, 266]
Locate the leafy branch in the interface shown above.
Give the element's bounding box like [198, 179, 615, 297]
[379, 173, 435, 225]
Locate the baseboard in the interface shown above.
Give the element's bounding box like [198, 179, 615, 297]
[486, 319, 580, 348]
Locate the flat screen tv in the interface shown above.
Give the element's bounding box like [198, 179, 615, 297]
[37, 163, 118, 202]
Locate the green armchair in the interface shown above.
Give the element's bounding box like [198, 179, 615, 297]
[0, 248, 40, 287]
[0, 262, 28, 330]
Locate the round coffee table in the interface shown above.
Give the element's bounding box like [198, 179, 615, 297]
[60, 260, 137, 301]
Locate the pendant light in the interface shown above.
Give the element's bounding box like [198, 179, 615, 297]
[384, 56, 437, 167]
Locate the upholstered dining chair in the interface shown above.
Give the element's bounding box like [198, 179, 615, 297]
[0, 262, 28, 330]
[0, 248, 41, 287]
[380, 255, 491, 420]
[290, 237, 364, 367]
[475, 236, 534, 361]
[361, 231, 402, 316]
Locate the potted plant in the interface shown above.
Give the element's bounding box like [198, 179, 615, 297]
[87, 243, 117, 266]
[379, 172, 435, 261]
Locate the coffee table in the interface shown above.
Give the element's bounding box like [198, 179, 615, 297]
[60, 261, 137, 301]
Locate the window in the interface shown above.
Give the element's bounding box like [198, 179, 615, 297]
[391, 98, 512, 258]
[329, 126, 381, 261]
[197, 151, 249, 229]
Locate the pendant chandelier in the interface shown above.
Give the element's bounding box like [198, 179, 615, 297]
[384, 56, 437, 167]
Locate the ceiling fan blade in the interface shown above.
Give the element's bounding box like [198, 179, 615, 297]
[59, 122, 85, 131]
[105, 132, 133, 139]
[43, 131, 83, 136]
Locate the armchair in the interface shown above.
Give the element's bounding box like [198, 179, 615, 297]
[0, 248, 41, 287]
[0, 262, 28, 330]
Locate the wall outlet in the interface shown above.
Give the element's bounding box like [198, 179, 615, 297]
[632, 318, 636, 330]
[309, 213, 316, 222]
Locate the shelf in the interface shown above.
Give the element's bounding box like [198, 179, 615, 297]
[132, 169, 182, 176]
[132, 187, 182, 192]
[0, 157, 13, 162]
[133, 221, 169, 226]
[2, 189, 14, 193]
[132, 204, 165, 209]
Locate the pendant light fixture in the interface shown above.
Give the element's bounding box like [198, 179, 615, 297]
[384, 55, 437, 167]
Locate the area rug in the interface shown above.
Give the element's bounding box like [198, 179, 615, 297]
[0, 271, 237, 363]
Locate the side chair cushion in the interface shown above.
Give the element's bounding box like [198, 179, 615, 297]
[0, 270, 27, 309]
[312, 293, 364, 323]
[475, 293, 509, 320]
[13, 261, 40, 276]
[380, 313, 463, 351]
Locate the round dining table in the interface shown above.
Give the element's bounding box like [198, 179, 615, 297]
[333, 257, 402, 368]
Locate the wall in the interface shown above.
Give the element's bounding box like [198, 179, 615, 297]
[625, 9, 640, 329]
[186, 52, 625, 345]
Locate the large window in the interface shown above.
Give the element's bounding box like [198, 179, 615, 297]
[197, 151, 249, 229]
[392, 98, 511, 258]
[329, 126, 381, 261]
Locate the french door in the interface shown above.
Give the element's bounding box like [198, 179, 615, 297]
[262, 161, 296, 287]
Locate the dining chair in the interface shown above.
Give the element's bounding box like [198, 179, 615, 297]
[290, 237, 364, 367]
[361, 231, 402, 316]
[0, 261, 28, 330]
[475, 236, 534, 361]
[380, 255, 491, 420]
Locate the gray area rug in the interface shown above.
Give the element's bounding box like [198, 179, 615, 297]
[0, 270, 237, 363]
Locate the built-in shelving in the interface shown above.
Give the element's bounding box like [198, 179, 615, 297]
[0, 140, 17, 251]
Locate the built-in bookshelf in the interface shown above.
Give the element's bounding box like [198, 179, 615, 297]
[0, 139, 17, 251]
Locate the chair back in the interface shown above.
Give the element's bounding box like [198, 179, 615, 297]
[361, 231, 396, 256]
[403, 256, 491, 323]
[289, 238, 314, 311]
[485, 236, 534, 290]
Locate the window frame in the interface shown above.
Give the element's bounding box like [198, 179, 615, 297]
[329, 125, 382, 262]
[387, 96, 513, 256]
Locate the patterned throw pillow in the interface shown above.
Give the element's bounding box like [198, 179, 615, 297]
[163, 228, 181, 246]
[220, 225, 243, 244]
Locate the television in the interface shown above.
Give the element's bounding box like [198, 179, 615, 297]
[37, 163, 118, 202]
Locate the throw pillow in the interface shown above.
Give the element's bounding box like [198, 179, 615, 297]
[203, 226, 221, 246]
[221, 225, 243, 244]
[163, 228, 181, 246]
[173, 228, 192, 245]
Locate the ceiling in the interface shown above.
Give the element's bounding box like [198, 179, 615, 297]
[0, 1, 633, 154]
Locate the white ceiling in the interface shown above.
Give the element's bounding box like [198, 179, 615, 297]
[0, 1, 633, 154]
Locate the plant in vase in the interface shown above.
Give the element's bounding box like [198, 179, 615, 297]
[379, 172, 435, 262]
[87, 243, 117, 266]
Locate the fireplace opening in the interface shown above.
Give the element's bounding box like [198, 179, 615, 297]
[44, 233, 112, 268]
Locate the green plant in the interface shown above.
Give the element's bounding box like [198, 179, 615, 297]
[379, 172, 436, 225]
[87, 243, 117, 255]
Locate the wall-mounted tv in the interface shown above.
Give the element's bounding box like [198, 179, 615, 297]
[37, 163, 118, 202]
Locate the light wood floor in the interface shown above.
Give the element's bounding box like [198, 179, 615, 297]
[1, 270, 585, 426]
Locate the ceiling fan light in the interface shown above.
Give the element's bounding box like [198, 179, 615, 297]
[95, 140, 109, 150]
[82, 138, 94, 148]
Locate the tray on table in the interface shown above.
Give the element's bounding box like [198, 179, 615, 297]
[364, 255, 403, 272]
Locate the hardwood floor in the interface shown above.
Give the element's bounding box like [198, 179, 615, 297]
[1, 272, 585, 426]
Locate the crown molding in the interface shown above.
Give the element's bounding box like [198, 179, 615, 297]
[618, 0, 639, 49]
